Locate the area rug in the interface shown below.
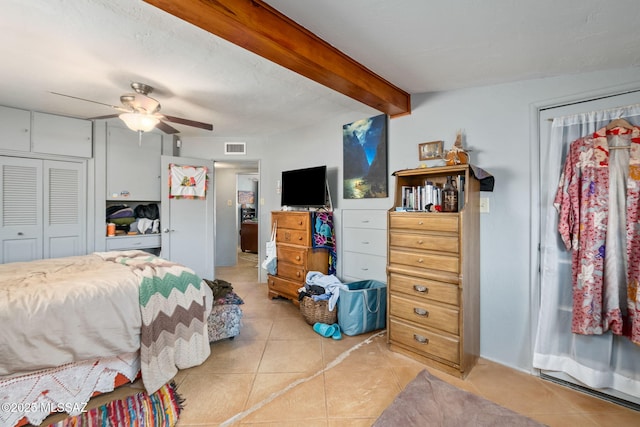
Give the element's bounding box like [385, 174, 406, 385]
[373, 370, 547, 426]
[47, 381, 183, 427]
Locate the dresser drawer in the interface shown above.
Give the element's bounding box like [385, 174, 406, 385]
[267, 274, 300, 300]
[343, 227, 386, 256]
[342, 210, 387, 229]
[272, 211, 310, 231]
[389, 249, 459, 274]
[389, 272, 459, 305]
[277, 261, 306, 282]
[342, 251, 387, 282]
[277, 244, 307, 266]
[106, 234, 161, 250]
[276, 228, 310, 246]
[389, 318, 459, 364]
[389, 213, 458, 233]
[390, 294, 459, 335]
[389, 231, 458, 253]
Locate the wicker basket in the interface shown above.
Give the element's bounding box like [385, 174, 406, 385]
[299, 296, 337, 325]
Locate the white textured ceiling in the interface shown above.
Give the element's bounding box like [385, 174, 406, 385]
[1, 0, 639, 138]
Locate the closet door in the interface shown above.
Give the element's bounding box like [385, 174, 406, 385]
[0, 156, 43, 263]
[43, 160, 86, 258]
[535, 91, 640, 403]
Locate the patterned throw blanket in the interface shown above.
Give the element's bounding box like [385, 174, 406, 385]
[99, 251, 212, 393]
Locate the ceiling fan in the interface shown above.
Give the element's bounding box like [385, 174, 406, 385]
[51, 82, 213, 134]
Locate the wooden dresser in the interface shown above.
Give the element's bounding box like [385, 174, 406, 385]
[387, 165, 480, 378]
[267, 211, 328, 304]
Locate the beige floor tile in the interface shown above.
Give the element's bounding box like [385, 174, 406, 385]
[196, 339, 267, 374]
[258, 338, 323, 373]
[324, 366, 401, 419]
[177, 372, 255, 425]
[240, 374, 327, 423]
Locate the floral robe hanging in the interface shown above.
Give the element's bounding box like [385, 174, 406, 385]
[554, 126, 640, 345]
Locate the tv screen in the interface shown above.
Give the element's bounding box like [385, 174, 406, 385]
[281, 165, 327, 208]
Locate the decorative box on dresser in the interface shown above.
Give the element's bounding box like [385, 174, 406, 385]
[267, 211, 328, 304]
[341, 209, 387, 283]
[387, 165, 480, 378]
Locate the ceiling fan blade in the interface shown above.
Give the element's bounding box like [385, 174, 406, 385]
[163, 115, 213, 131]
[50, 91, 127, 111]
[88, 114, 119, 120]
[156, 120, 180, 134]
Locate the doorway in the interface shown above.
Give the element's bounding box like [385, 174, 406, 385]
[213, 160, 260, 282]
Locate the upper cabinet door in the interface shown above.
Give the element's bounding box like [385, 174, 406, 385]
[0, 106, 31, 152]
[107, 126, 162, 201]
[31, 112, 92, 158]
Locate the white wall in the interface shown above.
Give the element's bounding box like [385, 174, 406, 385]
[180, 66, 640, 373]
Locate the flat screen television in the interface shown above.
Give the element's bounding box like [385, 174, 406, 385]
[280, 165, 327, 208]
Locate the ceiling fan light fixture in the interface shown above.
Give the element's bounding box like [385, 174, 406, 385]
[119, 112, 159, 132]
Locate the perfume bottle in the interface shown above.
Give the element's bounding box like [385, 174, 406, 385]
[442, 176, 458, 213]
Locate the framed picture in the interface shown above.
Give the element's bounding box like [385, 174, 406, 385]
[238, 191, 255, 204]
[343, 114, 388, 199]
[418, 140, 444, 161]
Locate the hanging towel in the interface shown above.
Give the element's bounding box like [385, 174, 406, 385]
[311, 211, 337, 275]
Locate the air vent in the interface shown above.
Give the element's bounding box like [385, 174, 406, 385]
[225, 142, 246, 155]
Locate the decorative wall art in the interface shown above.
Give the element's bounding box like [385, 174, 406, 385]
[238, 190, 255, 205]
[343, 114, 388, 199]
[418, 140, 444, 161]
[169, 164, 208, 199]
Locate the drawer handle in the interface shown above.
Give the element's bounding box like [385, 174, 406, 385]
[414, 308, 429, 317]
[361, 267, 369, 271]
[361, 241, 370, 244]
[17, 232, 24, 236]
[417, 258, 424, 263]
[298, 221, 303, 225]
[413, 285, 429, 293]
[296, 272, 301, 277]
[418, 220, 424, 225]
[361, 220, 370, 223]
[295, 255, 301, 261]
[297, 236, 303, 240]
[133, 242, 141, 246]
[413, 334, 429, 344]
[417, 240, 424, 245]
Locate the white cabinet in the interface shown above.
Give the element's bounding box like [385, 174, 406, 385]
[341, 209, 387, 283]
[0, 107, 92, 157]
[32, 112, 92, 158]
[0, 156, 86, 263]
[0, 106, 31, 152]
[106, 126, 162, 201]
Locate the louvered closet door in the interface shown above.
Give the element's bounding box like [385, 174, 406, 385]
[43, 160, 85, 258]
[0, 157, 43, 263]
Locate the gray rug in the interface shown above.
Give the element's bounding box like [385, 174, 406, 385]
[373, 370, 547, 426]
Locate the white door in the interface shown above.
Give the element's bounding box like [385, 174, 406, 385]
[160, 155, 215, 280]
[43, 160, 86, 258]
[0, 156, 43, 263]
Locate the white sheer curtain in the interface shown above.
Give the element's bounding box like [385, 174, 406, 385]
[533, 104, 640, 399]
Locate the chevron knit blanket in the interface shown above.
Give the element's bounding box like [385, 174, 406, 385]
[100, 251, 212, 393]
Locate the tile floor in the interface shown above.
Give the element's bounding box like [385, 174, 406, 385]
[40, 252, 640, 426]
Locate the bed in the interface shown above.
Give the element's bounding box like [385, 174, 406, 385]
[0, 250, 216, 427]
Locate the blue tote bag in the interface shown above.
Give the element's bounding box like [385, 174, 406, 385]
[337, 280, 387, 336]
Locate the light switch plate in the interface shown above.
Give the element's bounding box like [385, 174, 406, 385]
[480, 197, 490, 213]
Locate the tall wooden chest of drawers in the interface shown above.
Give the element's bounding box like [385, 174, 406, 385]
[267, 211, 328, 304]
[387, 165, 480, 378]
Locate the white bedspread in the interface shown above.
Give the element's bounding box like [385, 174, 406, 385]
[0, 254, 141, 377]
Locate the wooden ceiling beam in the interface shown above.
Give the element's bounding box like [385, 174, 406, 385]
[143, 0, 411, 117]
